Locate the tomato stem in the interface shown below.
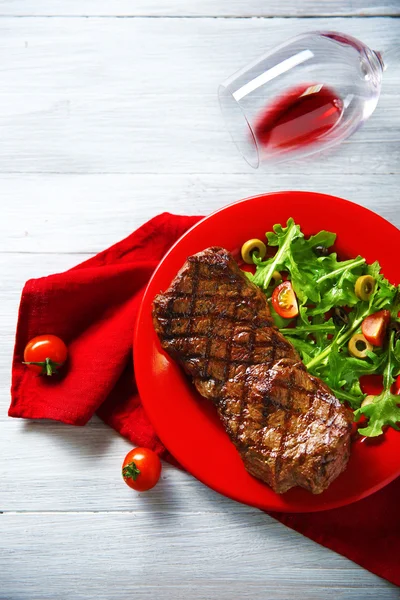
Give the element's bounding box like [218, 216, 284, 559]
[22, 358, 61, 376]
[122, 461, 141, 481]
[45, 357, 52, 376]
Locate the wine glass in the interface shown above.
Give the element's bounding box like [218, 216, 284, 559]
[218, 31, 384, 168]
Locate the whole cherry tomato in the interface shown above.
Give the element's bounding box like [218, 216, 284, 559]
[122, 447, 162, 492]
[395, 376, 400, 396]
[23, 334, 68, 376]
[271, 280, 299, 319]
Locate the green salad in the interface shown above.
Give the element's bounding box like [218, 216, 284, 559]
[243, 218, 400, 438]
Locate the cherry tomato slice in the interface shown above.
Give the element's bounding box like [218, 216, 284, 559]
[23, 334, 68, 376]
[122, 447, 162, 492]
[361, 310, 391, 347]
[271, 281, 299, 319]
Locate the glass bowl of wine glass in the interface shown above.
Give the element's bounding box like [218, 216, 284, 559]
[218, 31, 384, 168]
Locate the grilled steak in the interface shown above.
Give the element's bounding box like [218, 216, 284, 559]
[153, 247, 352, 494]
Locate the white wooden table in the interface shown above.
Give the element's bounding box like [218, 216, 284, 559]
[1, 2, 399, 599]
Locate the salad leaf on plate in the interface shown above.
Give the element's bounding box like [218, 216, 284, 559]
[249, 218, 303, 291]
[354, 334, 400, 437]
[247, 218, 400, 437]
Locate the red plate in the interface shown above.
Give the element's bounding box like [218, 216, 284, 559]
[135, 191, 400, 512]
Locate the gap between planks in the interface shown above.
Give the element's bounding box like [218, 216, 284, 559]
[0, 170, 399, 175]
[0, 15, 399, 19]
[0, 11, 400, 21]
[1, 509, 246, 514]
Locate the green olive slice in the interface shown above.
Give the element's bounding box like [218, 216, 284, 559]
[348, 333, 373, 359]
[355, 275, 375, 301]
[270, 271, 282, 286]
[241, 238, 267, 264]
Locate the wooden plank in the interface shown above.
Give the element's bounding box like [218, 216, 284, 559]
[0, 0, 398, 17]
[0, 174, 398, 255]
[1, 512, 398, 600]
[0, 17, 398, 175]
[0, 418, 209, 512]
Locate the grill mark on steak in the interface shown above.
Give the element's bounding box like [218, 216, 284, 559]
[187, 259, 200, 334]
[160, 327, 283, 341]
[237, 320, 256, 446]
[202, 273, 219, 381]
[326, 401, 335, 447]
[222, 290, 238, 385]
[163, 296, 176, 338]
[274, 370, 295, 482]
[152, 247, 352, 495]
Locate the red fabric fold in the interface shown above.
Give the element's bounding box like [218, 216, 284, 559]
[9, 212, 400, 587]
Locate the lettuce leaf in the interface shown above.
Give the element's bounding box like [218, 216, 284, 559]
[354, 336, 400, 437]
[250, 218, 400, 436]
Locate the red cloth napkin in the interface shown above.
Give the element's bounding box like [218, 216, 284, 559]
[9, 213, 400, 587]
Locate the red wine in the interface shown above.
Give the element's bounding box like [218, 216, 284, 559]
[254, 84, 343, 152]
